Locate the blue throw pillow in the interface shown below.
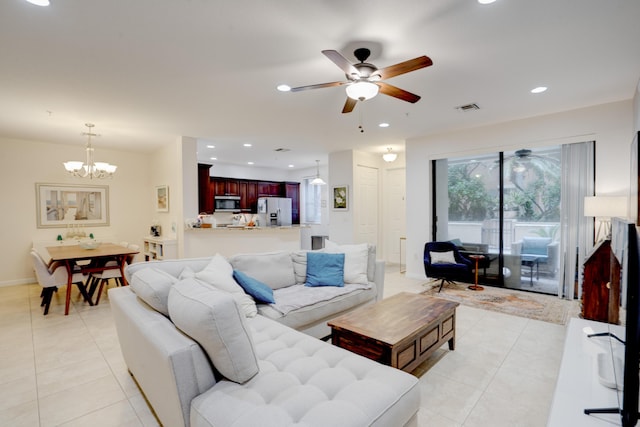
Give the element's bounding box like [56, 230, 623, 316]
[305, 252, 345, 287]
[232, 270, 275, 304]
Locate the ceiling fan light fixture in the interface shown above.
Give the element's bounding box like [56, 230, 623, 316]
[382, 147, 398, 163]
[346, 81, 379, 101]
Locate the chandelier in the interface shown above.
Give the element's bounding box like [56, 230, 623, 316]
[63, 123, 117, 179]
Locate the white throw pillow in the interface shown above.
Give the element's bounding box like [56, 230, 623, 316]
[324, 240, 369, 284]
[195, 254, 257, 317]
[168, 278, 259, 384]
[129, 267, 177, 316]
[430, 250, 457, 264]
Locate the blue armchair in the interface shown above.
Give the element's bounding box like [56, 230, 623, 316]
[424, 241, 474, 292]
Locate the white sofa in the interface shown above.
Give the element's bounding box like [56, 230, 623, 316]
[111, 247, 420, 427]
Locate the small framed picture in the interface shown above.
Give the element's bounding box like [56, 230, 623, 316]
[332, 185, 348, 211]
[156, 185, 169, 212]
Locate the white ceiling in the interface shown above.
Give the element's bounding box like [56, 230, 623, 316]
[1, 0, 639, 170]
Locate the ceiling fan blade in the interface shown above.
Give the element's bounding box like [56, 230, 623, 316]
[322, 50, 359, 77]
[342, 97, 357, 114]
[376, 56, 433, 80]
[290, 81, 348, 92]
[377, 82, 421, 103]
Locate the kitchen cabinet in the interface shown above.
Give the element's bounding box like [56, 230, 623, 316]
[238, 181, 259, 212]
[198, 164, 214, 214]
[285, 182, 300, 224]
[202, 175, 297, 216]
[258, 181, 283, 197]
[213, 178, 239, 196]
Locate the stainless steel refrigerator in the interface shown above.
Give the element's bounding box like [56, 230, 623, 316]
[257, 197, 292, 227]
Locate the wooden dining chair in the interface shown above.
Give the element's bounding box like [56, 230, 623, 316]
[30, 250, 93, 315]
[89, 243, 139, 305]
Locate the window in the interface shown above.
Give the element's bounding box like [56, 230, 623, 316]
[303, 177, 322, 224]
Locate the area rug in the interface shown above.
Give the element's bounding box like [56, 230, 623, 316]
[421, 280, 577, 325]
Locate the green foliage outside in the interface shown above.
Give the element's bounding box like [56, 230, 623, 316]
[448, 153, 561, 222]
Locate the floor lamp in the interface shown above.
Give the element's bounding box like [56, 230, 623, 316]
[584, 196, 628, 242]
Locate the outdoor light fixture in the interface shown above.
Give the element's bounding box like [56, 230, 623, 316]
[63, 123, 117, 179]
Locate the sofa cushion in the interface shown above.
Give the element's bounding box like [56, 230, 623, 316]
[305, 252, 345, 287]
[229, 251, 296, 290]
[129, 267, 178, 316]
[168, 278, 259, 384]
[195, 254, 257, 317]
[324, 240, 369, 284]
[232, 270, 275, 304]
[291, 250, 308, 284]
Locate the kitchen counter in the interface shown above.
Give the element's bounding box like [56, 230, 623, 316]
[184, 225, 304, 258]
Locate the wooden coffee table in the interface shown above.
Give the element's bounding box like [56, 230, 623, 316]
[328, 292, 459, 373]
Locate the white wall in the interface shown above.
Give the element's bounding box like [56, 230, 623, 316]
[0, 137, 153, 285]
[405, 100, 635, 279]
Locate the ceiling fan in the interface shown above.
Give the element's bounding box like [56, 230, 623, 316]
[289, 48, 433, 113]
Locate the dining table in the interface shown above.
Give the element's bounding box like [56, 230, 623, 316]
[45, 243, 140, 315]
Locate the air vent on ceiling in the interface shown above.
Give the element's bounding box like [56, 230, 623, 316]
[274, 148, 291, 152]
[456, 103, 480, 111]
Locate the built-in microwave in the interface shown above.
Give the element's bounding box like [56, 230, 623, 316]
[214, 195, 241, 211]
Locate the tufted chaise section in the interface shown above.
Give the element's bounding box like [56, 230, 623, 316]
[190, 315, 420, 427]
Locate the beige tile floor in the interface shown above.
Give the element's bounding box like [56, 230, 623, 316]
[0, 265, 573, 426]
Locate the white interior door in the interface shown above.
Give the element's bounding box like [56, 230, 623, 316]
[385, 168, 407, 265]
[355, 165, 379, 247]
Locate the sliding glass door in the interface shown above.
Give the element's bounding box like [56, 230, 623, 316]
[433, 146, 561, 295]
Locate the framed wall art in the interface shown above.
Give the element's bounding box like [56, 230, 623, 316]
[156, 185, 169, 212]
[332, 185, 348, 211]
[36, 183, 109, 228]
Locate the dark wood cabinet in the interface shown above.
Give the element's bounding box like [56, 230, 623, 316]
[203, 175, 298, 217]
[213, 178, 239, 196]
[197, 164, 214, 214]
[285, 182, 300, 224]
[581, 239, 620, 324]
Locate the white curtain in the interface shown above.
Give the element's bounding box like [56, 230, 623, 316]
[560, 141, 595, 300]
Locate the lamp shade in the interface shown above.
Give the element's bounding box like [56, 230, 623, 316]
[584, 196, 628, 217]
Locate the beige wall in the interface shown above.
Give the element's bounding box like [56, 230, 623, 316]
[0, 137, 156, 285]
[404, 100, 635, 279]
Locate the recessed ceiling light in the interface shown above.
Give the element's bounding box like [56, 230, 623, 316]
[210, 157, 217, 160]
[478, 0, 496, 4]
[531, 86, 548, 94]
[277, 84, 291, 92]
[206, 145, 215, 149]
[243, 143, 252, 147]
[288, 164, 294, 168]
[25, 0, 50, 6]
[378, 122, 390, 128]
[247, 161, 254, 165]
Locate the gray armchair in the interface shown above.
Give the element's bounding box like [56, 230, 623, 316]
[512, 236, 559, 277]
